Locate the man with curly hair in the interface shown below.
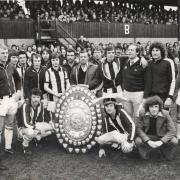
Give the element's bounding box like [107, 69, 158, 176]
[135, 96, 178, 160]
[144, 42, 176, 110]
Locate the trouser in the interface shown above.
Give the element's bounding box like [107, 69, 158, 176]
[96, 130, 128, 145]
[0, 96, 18, 149]
[0, 115, 16, 150]
[123, 90, 144, 120]
[18, 122, 55, 147]
[135, 136, 178, 159]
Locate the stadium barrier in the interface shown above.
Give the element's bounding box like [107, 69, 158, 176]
[0, 19, 35, 38]
[0, 20, 178, 39]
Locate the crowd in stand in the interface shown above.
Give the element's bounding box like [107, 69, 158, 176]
[0, 1, 31, 20]
[0, 0, 177, 24]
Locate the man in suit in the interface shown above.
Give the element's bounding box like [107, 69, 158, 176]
[70, 49, 98, 90]
[135, 96, 178, 160]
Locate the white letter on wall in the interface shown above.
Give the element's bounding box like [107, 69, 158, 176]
[124, 25, 130, 35]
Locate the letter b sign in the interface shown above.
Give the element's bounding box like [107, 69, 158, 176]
[124, 25, 130, 35]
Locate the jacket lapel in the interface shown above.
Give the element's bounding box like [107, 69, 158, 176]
[156, 116, 165, 133]
[144, 115, 150, 132]
[75, 65, 80, 84]
[84, 64, 91, 85]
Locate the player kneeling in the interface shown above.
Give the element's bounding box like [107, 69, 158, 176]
[16, 88, 55, 155]
[135, 96, 178, 160]
[95, 97, 135, 157]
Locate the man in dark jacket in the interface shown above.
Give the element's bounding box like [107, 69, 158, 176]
[24, 53, 47, 99]
[89, 46, 104, 66]
[0, 44, 21, 170]
[16, 88, 54, 155]
[144, 42, 176, 110]
[135, 96, 178, 160]
[95, 96, 135, 157]
[0, 44, 21, 154]
[70, 49, 98, 90]
[63, 48, 78, 81]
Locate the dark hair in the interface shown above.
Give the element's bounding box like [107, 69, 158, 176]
[7, 50, 18, 64]
[31, 88, 42, 97]
[149, 42, 165, 59]
[8, 50, 18, 58]
[11, 44, 17, 49]
[144, 96, 163, 113]
[103, 98, 116, 105]
[18, 51, 27, 59]
[51, 52, 60, 59]
[79, 49, 88, 54]
[66, 48, 75, 54]
[92, 45, 103, 54]
[105, 46, 115, 55]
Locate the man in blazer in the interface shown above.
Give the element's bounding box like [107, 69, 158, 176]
[135, 96, 178, 160]
[70, 49, 98, 90]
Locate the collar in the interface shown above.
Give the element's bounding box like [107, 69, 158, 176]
[68, 61, 75, 67]
[152, 58, 163, 63]
[0, 63, 5, 68]
[30, 102, 40, 110]
[80, 63, 88, 71]
[129, 57, 139, 64]
[145, 112, 163, 117]
[17, 63, 28, 68]
[51, 66, 61, 72]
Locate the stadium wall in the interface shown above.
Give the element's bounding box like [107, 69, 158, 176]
[0, 20, 178, 46]
[57, 22, 178, 38]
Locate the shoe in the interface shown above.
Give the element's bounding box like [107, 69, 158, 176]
[23, 146, 32, 155]
[0, 164, 8, 171]
[4, 148, 14, 155]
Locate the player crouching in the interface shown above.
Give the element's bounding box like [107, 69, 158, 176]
[16, 88, 55, 155]
[94, 95, 135, 157]
[135, 96, 178, 160]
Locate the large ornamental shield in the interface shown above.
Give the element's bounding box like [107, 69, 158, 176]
[54, 85, 102, 153]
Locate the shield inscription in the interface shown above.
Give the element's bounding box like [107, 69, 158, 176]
[54, 85, 102, 153]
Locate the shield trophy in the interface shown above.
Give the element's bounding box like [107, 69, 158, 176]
[54, 85, 102, 153]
